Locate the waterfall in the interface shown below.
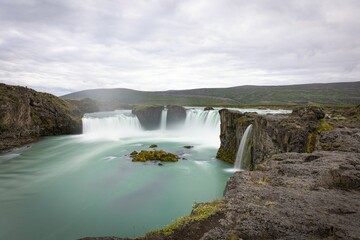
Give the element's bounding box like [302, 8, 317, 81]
[82, 110, 142, 140]
[234, 124, 253, 170]
[184, 109, 220, 130]
[179, 109, 220, 147]
[160, 107, 168, 130]
[81, 108, 220, 146]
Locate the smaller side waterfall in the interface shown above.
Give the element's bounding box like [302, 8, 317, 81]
[160, 107, 168, 130]
[234, 124, 253, 170]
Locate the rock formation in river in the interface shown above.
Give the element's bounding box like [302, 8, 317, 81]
[131, 150, 179, 162]
[0, 83, 98, 152]
[132, 105, 164, 130]
[166, 105, 186, 129]
[132, 105, 186, 130]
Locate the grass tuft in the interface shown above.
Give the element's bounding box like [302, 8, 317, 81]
[147, 199, 224, 236]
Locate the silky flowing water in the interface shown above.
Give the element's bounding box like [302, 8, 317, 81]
[0, 108, 290, 240]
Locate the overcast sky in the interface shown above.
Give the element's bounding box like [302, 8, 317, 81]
[0, 0, 359, 96]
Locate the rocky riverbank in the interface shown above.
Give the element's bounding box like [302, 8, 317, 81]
[0, 83, 98, 152]
[81, 105, 360, 240]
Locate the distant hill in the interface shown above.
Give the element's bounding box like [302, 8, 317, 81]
[62, 81, 360, 107]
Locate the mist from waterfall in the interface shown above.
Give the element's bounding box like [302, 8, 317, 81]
[234, 124, 253, 170]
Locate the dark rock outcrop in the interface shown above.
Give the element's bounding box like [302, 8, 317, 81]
[0, 83, 97, 152]
[216, 109, 254, 164]
[216, 107, 327, 167]
[132, 105, 164, 130]
[132, 105, 186, 130]
[166, 105, 186, 129]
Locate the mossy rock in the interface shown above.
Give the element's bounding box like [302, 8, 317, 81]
[132, 150, 179, 162]
[130, 151, 138, 156]
[216, 147, 235, 164]
[149, 144, 158, 148]
[306, 119, 333, 153]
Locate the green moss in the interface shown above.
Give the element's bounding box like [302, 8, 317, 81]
[147, 200, 224, 236]
[318, 119, 333, 132]
[216, 147, 235, 164]
[280, 120, 290, 127]
[132, 150, 178, 162]
[306, 132, 317, 153]
[306, 119, 333, 153]
[255, 176, 271, 186]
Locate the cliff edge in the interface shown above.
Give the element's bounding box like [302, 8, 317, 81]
[0, 83, 98, 152]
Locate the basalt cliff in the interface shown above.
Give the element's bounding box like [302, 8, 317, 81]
[83, 106, 360, 240]
[216, 106, 330, 168]
[0, 83, 98, 152]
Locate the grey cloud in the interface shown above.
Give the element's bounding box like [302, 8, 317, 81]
[0, 0, 359, 96]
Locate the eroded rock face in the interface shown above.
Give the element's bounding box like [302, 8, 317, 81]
[132, 106, 164, 130]
[132, 105, 186, 130]
[216, 109, 254, 163]
[216, 107, 326, 166]
[202, 151, 360, 240]
[0, 83, 97, 152]
[317, 128, 360, 153]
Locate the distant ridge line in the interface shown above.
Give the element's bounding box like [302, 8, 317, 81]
[61, 81, 360, 106]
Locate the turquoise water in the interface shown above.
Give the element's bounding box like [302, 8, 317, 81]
[0, 133, 232, 239]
